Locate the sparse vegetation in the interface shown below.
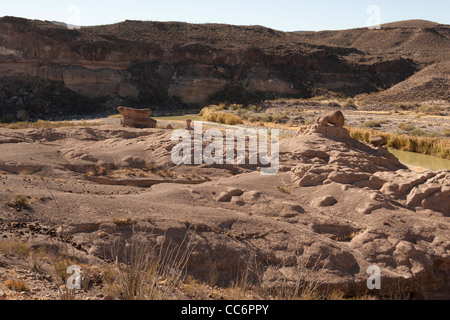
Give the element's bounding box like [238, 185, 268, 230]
[109, 231, 195, 300]
[348, 127, 450, 159]
[53, 257, 75, 284]
[444, 129, 450, 137]
[0, 239, 31, 257]
[0, 120, 102, 129]
[200, 107, 243, 125]
[398, 123, 416, 131]
[4, 278, 31, 292]
[417, 104, 445, 116]
[114, 218, 136, 227]
[359, 120, 384, 128]
[398, 103, 414, 111]
[6, 194, 30, 211]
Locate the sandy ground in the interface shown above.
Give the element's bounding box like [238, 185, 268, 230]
[0, 118, 449, 300]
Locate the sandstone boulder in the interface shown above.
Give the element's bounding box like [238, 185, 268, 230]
[369, 135, 387, 147]
[317, 110, 345, 127]
[312, 196, 337, 207]
[217, 192, 232, 202]
[117, 107, 157, 128]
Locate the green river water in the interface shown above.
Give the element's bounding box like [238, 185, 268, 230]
[389, 148, 450, 171]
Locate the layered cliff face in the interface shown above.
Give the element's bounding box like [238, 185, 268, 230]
[1, 16, 446, 119]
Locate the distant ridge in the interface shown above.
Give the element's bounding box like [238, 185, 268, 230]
[51, 20, 81, 30]
[294, 19, 450, 65]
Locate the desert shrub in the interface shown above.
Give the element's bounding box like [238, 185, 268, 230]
[260, 113, 273, 123]
[343, 98, 356, 108]
[229, 104, 244, 111]
[409, 129, 427, 137]
[4, 279, 30, 292]
[347, 127, 450, 160]
[0, 240, 31, 257]
[349, 128, 371, 143]
[397, 103, 413, 111]
[248, 115, 261, 123]
[444, 129, 450, 137]
[272, 112, 289, 124]
[110, 232, 194, 300]
[418, 105, 445, 115]
[53, 258, 75, 284]
[359, 120, 383, 128]
[114, 218, 136, 227]
[398, 123, 416, 131]
[200, 107, 243, 125]
[6, 194, 30, 211]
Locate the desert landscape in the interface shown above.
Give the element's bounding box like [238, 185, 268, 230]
[0, 15, 449, 301]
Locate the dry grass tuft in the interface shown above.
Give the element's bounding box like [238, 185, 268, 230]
[0, 240, 31, 257]
[348, 127, 450, 159]
[200, 107, 243, 125]
[108, 231, 195, 300]
[6, 194, 31, 211]
[4, 279, 31, 292]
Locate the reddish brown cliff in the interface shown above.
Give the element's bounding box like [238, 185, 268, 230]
[1, 17, 447, 119]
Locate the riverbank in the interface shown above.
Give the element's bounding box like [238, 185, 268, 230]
[199, 104, 450, 161]
[348, 127, 450, 160]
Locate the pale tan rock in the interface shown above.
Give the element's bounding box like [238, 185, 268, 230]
[369, 135, 387, 147]
[217, 192, 232, 202]
[311, 196, 337, 207]
[316, 110, 346, 127]
[117, 106, 157, 128]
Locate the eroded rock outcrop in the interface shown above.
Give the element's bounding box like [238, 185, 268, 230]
[117, 106, 157, 128]
[284, 115, 450, 216]
[0, 116, 448, 299]
[316, 110, 346, 126]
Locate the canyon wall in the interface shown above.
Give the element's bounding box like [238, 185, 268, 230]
[0, 17, 424, 119]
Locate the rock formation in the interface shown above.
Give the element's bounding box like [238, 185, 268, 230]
[0, 111, 449, 299]
[370, 135, 387, 147]
[316, 110, 346, 126]
[1, 16, 435, 121]
[117, 106, 157, 128]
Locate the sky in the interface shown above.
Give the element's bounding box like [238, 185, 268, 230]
[1, 0, 449, 31]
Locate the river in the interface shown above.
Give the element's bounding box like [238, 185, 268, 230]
[389, 148, 450, 171]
